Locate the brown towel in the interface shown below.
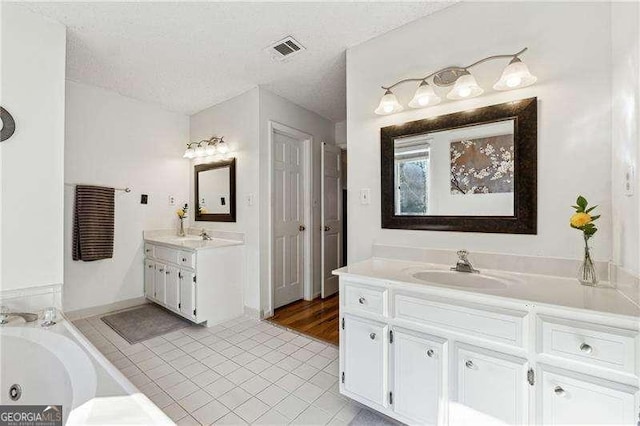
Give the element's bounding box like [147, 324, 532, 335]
[72, 185, 115, 261]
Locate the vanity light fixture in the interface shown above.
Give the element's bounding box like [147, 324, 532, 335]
[183, 136, 227, 159]
[375, 47, 536, 115]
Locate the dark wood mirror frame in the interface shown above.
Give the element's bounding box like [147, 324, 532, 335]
[381, 97, 537, 234]
[195, 158, 237, 222]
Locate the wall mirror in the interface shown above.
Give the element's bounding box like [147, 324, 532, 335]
[195, 158, 236, 222]
[381, 97, 537, 234]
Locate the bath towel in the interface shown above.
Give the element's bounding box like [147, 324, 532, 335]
[72, 185, 115, 261]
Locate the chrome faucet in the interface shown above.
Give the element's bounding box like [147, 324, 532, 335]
[0, 306, 38, 325]
[200, 228, 212, 241]
[451, 250, 480, 273]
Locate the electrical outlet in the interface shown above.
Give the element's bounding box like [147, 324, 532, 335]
[360, 189, 371, 205]
[246, 194, 255, 206]
[624, 164, 635, 196]
[169, 195, 176, 206]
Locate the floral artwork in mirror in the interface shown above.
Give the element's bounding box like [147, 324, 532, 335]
[381, 97, 537, 234]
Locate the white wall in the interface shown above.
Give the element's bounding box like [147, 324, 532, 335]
[346, 2, 613, 264]
[0, 4, 66, 291]
[190, 88, 261, 310]
[64, 81, 189, 312]
[611, 2, 640, 277]
[258, 88, 335, 315]
[335, 120, 347, 147]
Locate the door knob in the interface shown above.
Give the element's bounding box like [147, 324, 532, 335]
[299, 225, 306, 231]
[369, 333, 376, 340]
[554, 386, 566, 397]
[324, 226, 331, 231]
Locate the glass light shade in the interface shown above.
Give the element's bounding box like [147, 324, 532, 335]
[493, 58, 537, 91]
[183, 146, 195, 158]
[408, 81, 441, 108]
[446, 73, 484, 100]
[374, 89, 403, 115]
[195, 144, 206, 157]
[217, 140, 229, 154]
[205, 143, 216, 156]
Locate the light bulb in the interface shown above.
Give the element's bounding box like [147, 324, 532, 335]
[217, 140, 229, 154]
[374, 89, 403, 115]
[493, 57, 537, 91]
[447, 73, 483, 100]
[195, 144, 205, 157]
[408, 81, 441, 109]
[205, 143, 216, 156]
[183, 145, 195, 159]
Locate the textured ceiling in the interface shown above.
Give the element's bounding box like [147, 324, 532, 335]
[23, 2, 453, 121]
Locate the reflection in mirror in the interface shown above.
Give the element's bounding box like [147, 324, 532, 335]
[394, 120, 514, 217]
[198, 167, 230, 214]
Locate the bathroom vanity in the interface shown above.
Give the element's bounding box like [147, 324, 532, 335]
[142, 230, 244, 326]
[334, 258, 640, 425]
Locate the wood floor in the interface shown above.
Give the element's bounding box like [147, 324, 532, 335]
[267, 294, 339, 346]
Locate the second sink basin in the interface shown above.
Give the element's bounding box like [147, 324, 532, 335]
[411, 270, 511, 289]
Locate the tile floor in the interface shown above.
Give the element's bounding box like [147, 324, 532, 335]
[73, 314, 368, 425]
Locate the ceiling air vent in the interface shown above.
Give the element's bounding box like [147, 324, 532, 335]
[267, 36, 305, 62]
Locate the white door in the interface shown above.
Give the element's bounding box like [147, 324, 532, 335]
[392, 328, 446, 425]
[539, 365, 638, 425]
[144, 259, 155, 299]
[179, 270, 196, 319]
[165, 265, 179, 310]
[273, 130, 305, 308]
[154, 262, 167, 303]
[452, 344, 528, 425]
[321, 143, 342, 298]
[343, 315, 388, 407]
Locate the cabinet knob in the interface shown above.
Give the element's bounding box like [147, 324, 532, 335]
[369, 333, 376, 340]
[299, 225, 306, 232]
[182, 258, 187, 262]
[145, 249, 151, 253]
[166, 270, 170, 275]
[158, 268, 164, 272]
[579, 343, 593, 354]
[324, 226, 330, 231]
[465, 360, 474, 369]
[358, 297, 365, 304]
[426, 349, 435, 358]
[554, 386, 566, 397]
[148, 265, 153, 269]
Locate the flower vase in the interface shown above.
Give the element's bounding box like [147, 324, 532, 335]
[578, 237, 599, 286]
[178, 217, 186, 237]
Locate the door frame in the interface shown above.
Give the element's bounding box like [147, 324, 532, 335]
[268, 120, 313, 315]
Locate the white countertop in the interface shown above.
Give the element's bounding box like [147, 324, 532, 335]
[334, 258, 640, 319]
[144, 235, 244, 251]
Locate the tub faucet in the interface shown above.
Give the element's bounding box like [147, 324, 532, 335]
[451, 250, 480, 273]
[200, 229, 212, 240]
[0, 306, 38, 325]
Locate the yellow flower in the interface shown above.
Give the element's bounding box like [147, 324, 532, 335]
[570, 212, 592, 228]
[176, 209, 185, 218]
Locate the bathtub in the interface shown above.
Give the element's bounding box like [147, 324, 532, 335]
[0, 318, 172, 425]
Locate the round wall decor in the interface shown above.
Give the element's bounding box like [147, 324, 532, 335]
[1, 107, 16, 142]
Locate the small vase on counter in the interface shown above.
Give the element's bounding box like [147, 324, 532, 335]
[578, 236, 599, 286]
[570, 196, 600, 287]
[177, 203, 188, 237]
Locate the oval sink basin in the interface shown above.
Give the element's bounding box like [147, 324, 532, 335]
[411, 270, 510, 289]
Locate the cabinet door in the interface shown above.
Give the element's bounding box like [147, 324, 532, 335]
[343, 315, 388, 406]
[539, 366, 638, 425]
[144, 260, 155, 299]
[453, 344, 528, 425]
[154, 263, 167, 304]
[392, 328, 445, 425]
[180, 270, 196, 319]
[165, 265, 179, 310]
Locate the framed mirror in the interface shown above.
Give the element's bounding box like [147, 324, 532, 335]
[381, 97, 537, 234]
[195, 158, 236, 222]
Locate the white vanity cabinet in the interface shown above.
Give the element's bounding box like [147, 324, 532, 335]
[143, 240, 244, 326]
[338, 276, 640, 425]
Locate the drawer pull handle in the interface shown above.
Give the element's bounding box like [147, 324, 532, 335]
[358, 297, 365, 304]
[554, 386, 566, 397]
[465, 360, 474, 369]
[426, 349, 435, 358]
[369, 333, 376, 340]
[579, 343, 593, 354]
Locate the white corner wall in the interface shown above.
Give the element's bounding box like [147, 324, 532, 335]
[611, 2, 640, 277]
[346, 2, 614, 263]
[64, 81, 189, 312]
[189, 88, 261, 311]
[0, 4, 66, 291]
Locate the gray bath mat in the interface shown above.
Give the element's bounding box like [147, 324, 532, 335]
[101, 304, 191, 344]
[349, 409, 402, 426]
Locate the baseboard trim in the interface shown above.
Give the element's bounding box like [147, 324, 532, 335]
[65, 297, 149, 321]
[243, 305, 261, 319]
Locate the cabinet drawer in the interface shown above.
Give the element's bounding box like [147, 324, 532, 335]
[144, 243, 155, 257]
[154, 246, 179, 264]
[178, 251, 196, 269]
[394, 293, 527, 348]
[539, 316, 638, 375]
[344, 282, 387, 316]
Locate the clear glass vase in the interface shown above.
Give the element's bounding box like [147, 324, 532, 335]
[578, 237, 599, 286]
[178, 217, 186, 237]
